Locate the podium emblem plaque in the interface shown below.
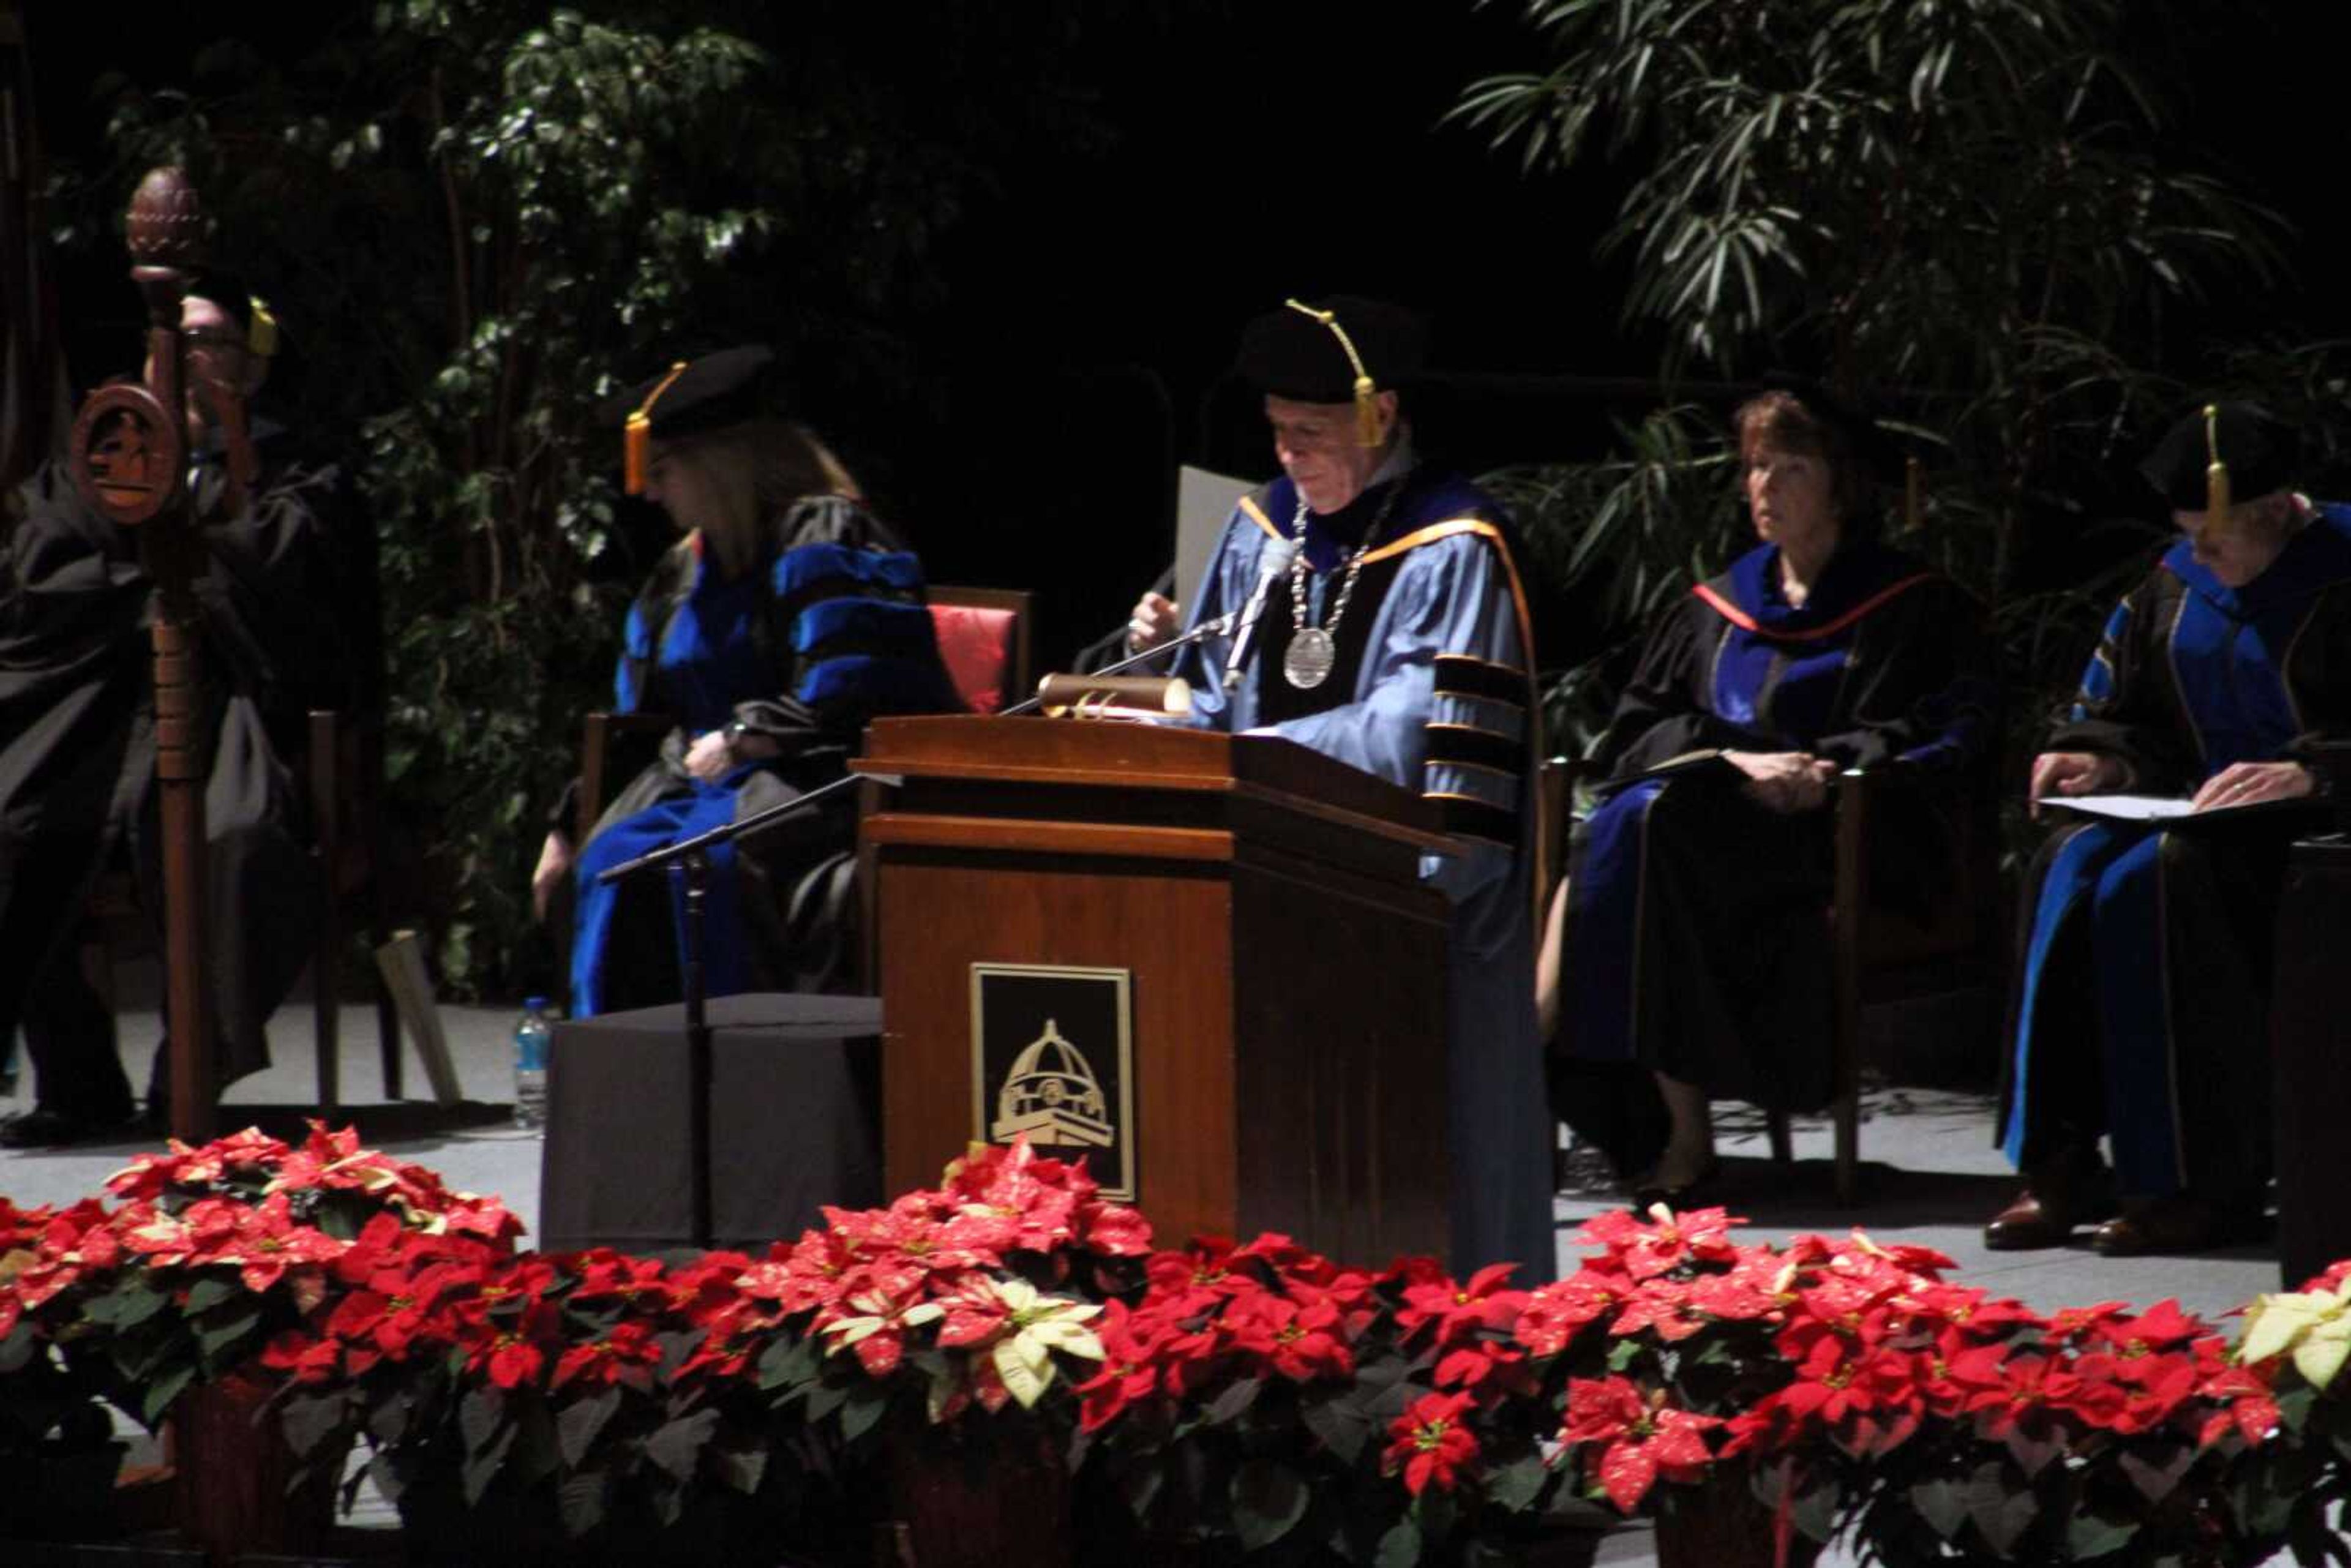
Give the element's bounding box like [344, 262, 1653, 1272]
[970, 964, 1136, 1199]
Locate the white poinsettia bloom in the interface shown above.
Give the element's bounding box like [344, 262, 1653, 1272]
[986, 1277, 1104, 1408]
[2240, 1280, 2351, 1389]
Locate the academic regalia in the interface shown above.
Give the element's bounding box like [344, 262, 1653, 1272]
[1169, 455, 1556, 1283]
[567, 493, 960, 1016]
[1554, 538, 1996, 1172]
[0, 445, 357, 1122]
[1997, 505, 2351, 1203]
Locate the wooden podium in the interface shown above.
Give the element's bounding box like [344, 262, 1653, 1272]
[853, 716, 1454, 1263]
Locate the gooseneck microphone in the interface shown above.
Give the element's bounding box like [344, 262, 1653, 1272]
[1221, 536, 1300, 691]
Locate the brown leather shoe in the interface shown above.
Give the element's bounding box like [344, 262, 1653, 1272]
[1982, 1149, 2115, 1251]
[2091, 1195, 2265, 1257]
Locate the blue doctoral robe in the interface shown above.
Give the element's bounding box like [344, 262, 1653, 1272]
[568, 497, 958, 1017]
[1554, 539, 1995, 1169]
[1998, 506, 2351, 1201]
[1168, 458, 1554, 1283]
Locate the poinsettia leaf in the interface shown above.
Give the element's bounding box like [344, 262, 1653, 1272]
[1910, 1476, 1968, 1540]
[1487, 1453, 1551, 1513]
[708, 1434, 768, 1496]
[279, 1392, 350, 1461]
[1605, 1339, 1643, 1373]
[1965, 1479, 2036, 1556]
[2066, 1510, 2139, 1559]
[841, 1386, 889, 1445]
[1415, 1488, 1457, 1542]
[511, 1394, 562, 1487]
[804, 1379, 850, 1423]
[195, 1302, 264, 1367]
[1375, 1518, 1422, 1568]
[142, 1364, 196, 1428]
[757, 1334, 818, 1392]
[367, 1450, 407, 1507]
[2120, 1445, 2192, 1504]
[0, 1324, 37, 1375]
[460, 1386, 508, 1457]
[995, 1336, 1051, 1408]
[184, 1277, 238, 1315]
[646, 1408, 721, 1482]
[1232, 1458, 1309, 1551]
[1301, 1389, 1371, 1466]
[558, 1471, 609, 1538]
[89, 1281, 167, 1329]
[558, 1386, 621, 1468]
[461, 1421, 517, 1506]
[1120, 1460, 1164, 1521]
[1204, 1376, 1263, 1426]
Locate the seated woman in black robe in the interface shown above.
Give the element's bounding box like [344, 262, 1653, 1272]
[531, 347, 959, 1015]
[1543, 384, 1996, 1197]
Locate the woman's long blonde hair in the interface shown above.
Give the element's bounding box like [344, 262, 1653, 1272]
[656, 418, 863, 559]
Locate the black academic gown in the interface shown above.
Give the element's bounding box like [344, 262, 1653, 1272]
[1552, 538, 1997, 1174]
[1996, 508, 2351, 1203]
[0, 448, 355, 1120]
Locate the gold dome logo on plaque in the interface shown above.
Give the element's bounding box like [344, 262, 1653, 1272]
[992, 1019, 1112, 1147]
[970, 964, 1135, 1201]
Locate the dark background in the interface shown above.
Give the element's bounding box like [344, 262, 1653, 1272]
[25, 2, 2351, 674]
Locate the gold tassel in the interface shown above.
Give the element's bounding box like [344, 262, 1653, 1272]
[1284, 298, 1387, 448]
[623, 360, 690, 497]
[1904, 454, 1921, 534]
[245, 296, 279, 358]
[2203, 403, 2230, 521]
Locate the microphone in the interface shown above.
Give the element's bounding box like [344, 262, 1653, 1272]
[1221, 536, 1299, 691]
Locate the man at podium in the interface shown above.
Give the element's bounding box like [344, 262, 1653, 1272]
[1161, 297, 1554, 1282]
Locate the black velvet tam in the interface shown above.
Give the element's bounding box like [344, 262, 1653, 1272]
[610, 345, 777, 439]
[1235, 296, 1427, 403]
[2140, 400, 2301, 511]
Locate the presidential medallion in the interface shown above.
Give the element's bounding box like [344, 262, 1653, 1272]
[1283, 625, 1336, 689]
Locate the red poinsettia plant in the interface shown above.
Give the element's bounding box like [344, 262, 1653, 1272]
[7, 1133, 2350, 1568]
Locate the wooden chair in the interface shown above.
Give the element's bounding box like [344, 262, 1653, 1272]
[1766, 767, 2003, 1203]
[73, 705, 400, 1116]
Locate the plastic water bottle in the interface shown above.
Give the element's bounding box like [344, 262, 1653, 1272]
[512, 997, 553, 1131]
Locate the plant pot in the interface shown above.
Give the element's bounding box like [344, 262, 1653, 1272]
[880, 1421, 1072, 1568]
[1654, 1464, 1821, 1568]
[168, 1371, 335, 1561]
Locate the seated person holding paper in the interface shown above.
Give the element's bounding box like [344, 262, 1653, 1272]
[1989, 401, 2351, 1256]
[1164, 296, 1551, 1281]
[1548, 380, 1995, 1200]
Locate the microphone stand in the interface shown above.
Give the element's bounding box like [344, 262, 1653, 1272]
[595, 607, 1235, 1247]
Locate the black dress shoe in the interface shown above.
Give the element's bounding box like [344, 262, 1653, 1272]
[1631, 1154, 1722, 1211]
[2091, 1195, 2266, 1257]
[1982, 1146, 2115, 1250]
[0, 1105, 141, 1150]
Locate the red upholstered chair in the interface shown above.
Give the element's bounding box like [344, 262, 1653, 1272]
[927, 585, 1033, 715]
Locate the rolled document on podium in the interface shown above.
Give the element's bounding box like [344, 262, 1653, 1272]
[1034, 673, 1193, 721]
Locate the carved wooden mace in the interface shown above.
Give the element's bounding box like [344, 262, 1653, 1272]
[66, 166, 216, 1141]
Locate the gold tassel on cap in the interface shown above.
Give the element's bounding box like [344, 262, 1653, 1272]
[244, 296, 279, 358]
[1283, 298, 1385, 449]
[2203, 403, 2230, 521]
[624, 360, 690, 497]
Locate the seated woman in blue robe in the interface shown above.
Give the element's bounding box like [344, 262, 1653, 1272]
[532, 347, 959, 1016]
[1987, 402, 2351, 1256]
[1546, 383, 1996, 1198]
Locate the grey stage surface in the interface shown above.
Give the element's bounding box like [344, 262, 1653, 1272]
[0, 964, 2291, 1565]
